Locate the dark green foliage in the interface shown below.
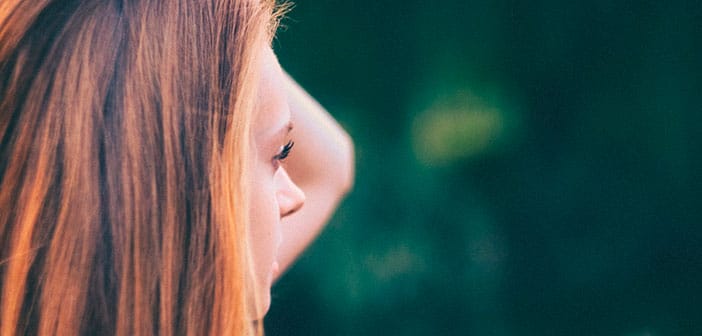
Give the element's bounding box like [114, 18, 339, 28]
[266, 1, 702, 335]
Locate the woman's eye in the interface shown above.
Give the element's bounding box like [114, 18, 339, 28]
[272, 140, 294, 167]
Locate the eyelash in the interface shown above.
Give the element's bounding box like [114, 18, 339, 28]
[273, 140, 294, 167]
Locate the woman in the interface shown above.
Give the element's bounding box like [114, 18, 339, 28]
[0, 0, 353, 334]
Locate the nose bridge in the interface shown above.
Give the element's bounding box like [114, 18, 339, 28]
[276, 168, 305, 216]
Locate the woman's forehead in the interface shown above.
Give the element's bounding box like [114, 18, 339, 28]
[254, 47, 290, 139]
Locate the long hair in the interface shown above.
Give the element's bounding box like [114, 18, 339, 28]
[0, 0, 280, 334]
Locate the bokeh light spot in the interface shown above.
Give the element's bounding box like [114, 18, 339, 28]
[412, 88, 518, 166]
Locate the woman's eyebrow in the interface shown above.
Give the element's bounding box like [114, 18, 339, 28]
[271, 120, 293, 140]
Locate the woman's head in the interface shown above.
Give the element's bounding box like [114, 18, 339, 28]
[0, 0, 293, 334]
[248, 45, 306, 315]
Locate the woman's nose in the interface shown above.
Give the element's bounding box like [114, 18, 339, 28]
[276, 168, 305, 217]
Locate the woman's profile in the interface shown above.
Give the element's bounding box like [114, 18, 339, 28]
[0, 0, 354, 334]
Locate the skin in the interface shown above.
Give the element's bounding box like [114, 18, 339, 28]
[248, 46, 354, 317]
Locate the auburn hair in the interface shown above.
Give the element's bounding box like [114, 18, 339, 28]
[0, 0, 281, 334]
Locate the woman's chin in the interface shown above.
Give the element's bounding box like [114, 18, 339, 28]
[248, 290, 271, 321]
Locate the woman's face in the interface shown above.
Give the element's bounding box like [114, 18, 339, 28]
[248, 46, 305, 318]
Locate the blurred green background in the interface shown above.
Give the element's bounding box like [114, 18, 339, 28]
[265, 1, 702, 335]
